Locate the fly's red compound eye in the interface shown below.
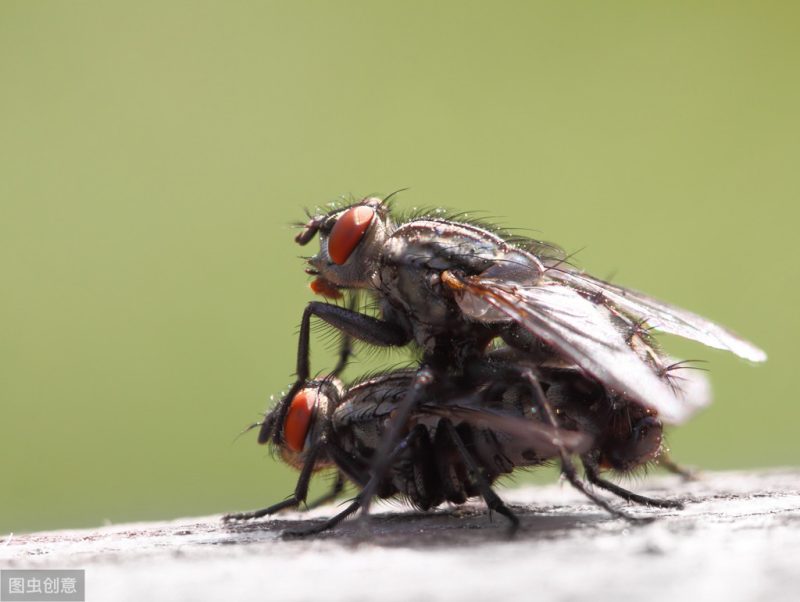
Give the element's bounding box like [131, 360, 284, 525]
[284, 389, 316, 453]
[328, 205, 375, 265]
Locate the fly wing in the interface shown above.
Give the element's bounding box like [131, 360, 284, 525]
[550, 270, 767, 362]
[421, 404, 591, 456]
[448, 275, 695, 424]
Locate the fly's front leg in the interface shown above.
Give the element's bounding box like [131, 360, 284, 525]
[441, 420, 519, 534]
[330, 335, 353, 379]
[283, 428, 424, 538]
[223, 445, 321, 522]
[301, 371, 351, 512]
[259, 301, 412, 445]
[328, 297, 357, 379]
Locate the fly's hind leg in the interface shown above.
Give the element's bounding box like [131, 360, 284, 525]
[659, 453, 699, 481]
[330, 334, 353, 378]
[557, 455, 653, 523]
[582, 458, 684, 509]
[515, 367, 653, 524]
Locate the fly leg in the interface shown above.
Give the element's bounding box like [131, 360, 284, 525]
[282, 427, 424, 538]
[258, 301, 411, 445]
[582, 457, 684, 509]
[223, 445, 321, 521]
[483, 364, 651, 523]
[358, 367, 434, 519]
[558, 452, 653, 523]
[305, 471, 347, 510]
[298, 364, 351, 512]
[329, 334, 353, 379]
[327, 300, 356, 380]
[441, 419, 519, 534]
[282, 497, 362, 539]
[521, 369, 652, 522]
[659, 453, 698, 481]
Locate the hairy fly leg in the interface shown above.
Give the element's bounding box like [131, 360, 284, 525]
[520, 368, 654, 523]
[658, 453, 699, 481]
[223, 444, 322, 522]
[306, 471, 347, 510]
[282, 497, 363, 539]
[258, 301, 411, 445]
[356, 367, 435, 520]
[472, 358, 651, 523]
[282, 425, 426, 538]
[329, 332, 353, 379]
[227, 370, 345, 522]
[441, 419, 519, 534]
[582, 457, 684, 509]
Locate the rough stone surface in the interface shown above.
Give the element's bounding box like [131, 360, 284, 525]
[2, 470, 799, 602]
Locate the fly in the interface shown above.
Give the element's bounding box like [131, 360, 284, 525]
[228, 350, 706, 536]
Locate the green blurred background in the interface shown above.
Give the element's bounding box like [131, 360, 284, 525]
[1, 1, 797, 535]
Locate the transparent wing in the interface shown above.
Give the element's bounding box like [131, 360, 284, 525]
[447, 274, 697, 424]
[421, 404, 591, 456]
[550, 270, 767, 362]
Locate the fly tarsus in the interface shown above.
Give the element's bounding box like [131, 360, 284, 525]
[224, 444, 321, 521]
[223, 497, 301, 522]
[281, 496, 363, 539]
[583, 459, 684, 509]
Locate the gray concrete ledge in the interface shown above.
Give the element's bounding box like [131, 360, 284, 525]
[2, 469, 799, 602]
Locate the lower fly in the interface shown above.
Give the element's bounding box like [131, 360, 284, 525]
[225, 351, 699, 536]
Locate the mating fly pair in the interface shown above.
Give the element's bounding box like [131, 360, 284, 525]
[229, 193, 766, 535]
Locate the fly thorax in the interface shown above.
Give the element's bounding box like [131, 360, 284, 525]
[378, 221, 509, 333]
[384, 220, 510, 274]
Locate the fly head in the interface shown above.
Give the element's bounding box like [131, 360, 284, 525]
[299, 196, 393, 293]
[276, 378, 343, 469]
[597, 406, 664, 473]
